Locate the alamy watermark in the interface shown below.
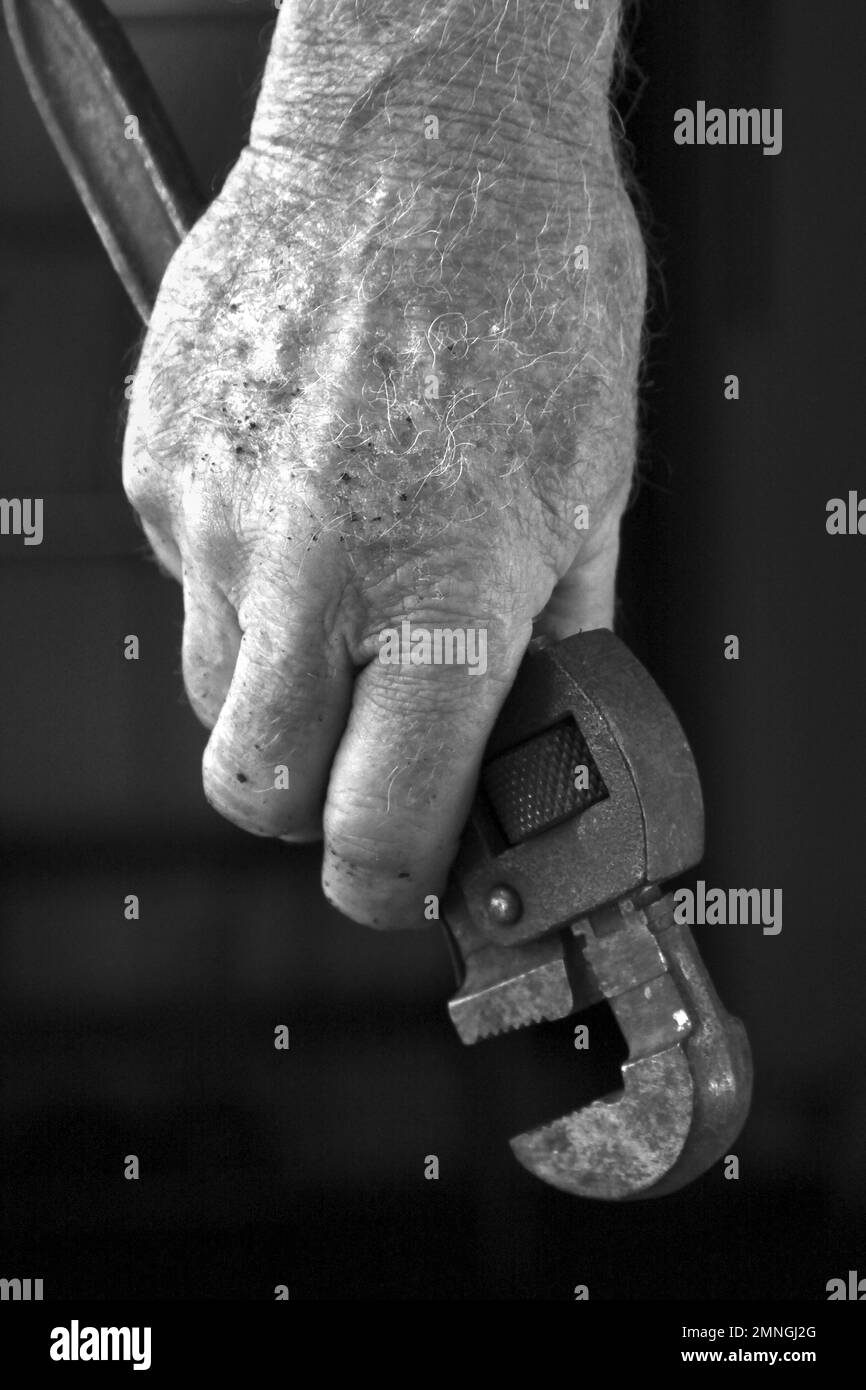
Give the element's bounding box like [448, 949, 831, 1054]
[0, 1276, 43, 1300]
[50, 1321, 151, 1371]
[674, 103, 782, 156]
[673, 881, 782, 935]
[378, 619, 487, 675]
[0, 497, 42, 545]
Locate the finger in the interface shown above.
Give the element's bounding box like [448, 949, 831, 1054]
[537, 482, 629, 638]
[181, 569, 242, 729]
[201, 606, 354, 840]
[322, 617, 531, 930]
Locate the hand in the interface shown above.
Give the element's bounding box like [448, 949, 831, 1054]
[122, 0, 646, 928]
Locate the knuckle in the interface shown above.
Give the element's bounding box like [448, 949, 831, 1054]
[201, 746, 274, 837]
[324, 800, 416, 882]
[201, 740, 321, 839]
[360, 613, 524, 709]
[122, 438, 166, 517]
[364, 668, 480, 721]
[319, 877, 391, 931]
[321, 829, 444, 931]
[181, 669, 222, 731]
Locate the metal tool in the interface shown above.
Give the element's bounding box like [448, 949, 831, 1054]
[7, 0, 752, 1200]
[443, 630, 751, 1197]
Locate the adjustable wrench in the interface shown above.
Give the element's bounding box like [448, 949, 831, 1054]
[443, 629, 751, 1198]
[6, 0, 753, 1200]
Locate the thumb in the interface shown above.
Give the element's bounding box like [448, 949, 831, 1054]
[537, 481, 630, 638]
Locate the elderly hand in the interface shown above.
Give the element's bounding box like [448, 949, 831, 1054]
[122, 0, 646, 928]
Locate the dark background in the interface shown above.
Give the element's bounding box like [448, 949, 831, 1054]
[1, 0, 863, 1299]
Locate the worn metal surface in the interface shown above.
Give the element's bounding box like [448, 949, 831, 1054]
[449, 630, 704, 954]
[3, 0, 202, 321]
[512, 1046, 695, 1200]
[507, 896, 752, 1199]
[444, 633, 753, 1199]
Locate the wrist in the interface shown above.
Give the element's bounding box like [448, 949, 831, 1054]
[249, 0, 623, 186]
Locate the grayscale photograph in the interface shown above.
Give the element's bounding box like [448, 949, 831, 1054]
[0, 0, 862, 1357]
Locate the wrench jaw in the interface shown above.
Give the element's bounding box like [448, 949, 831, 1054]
[448, 938, 577, 1044]
[446, 908, 601, 1045]
[445, 893, 753, 1200]
[637, 907, 753, 1199]
[510, 1046, 695, 1201]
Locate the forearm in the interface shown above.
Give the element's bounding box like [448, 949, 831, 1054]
[249, 0, 625, 198]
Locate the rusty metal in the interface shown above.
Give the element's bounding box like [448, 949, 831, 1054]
[3, 0, 202, 321]
[444, 630, 752, 1199]
[508, 897, 752, 1199]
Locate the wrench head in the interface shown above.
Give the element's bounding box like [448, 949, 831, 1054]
[441, 630, 752, 1198]
[445, 892, 752, 1200]
[511, 1046, 695, 1200]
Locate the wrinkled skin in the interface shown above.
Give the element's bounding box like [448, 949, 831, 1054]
[123, 1, 646, 929]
